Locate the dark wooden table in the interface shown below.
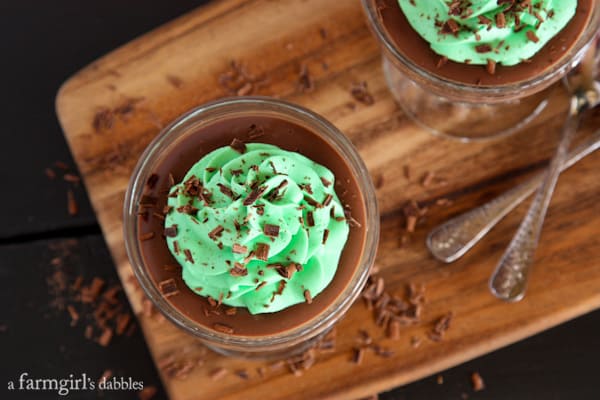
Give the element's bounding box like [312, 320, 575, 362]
[1, 1, 598, 399]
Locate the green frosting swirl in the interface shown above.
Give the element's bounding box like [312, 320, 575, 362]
[398, 0, 577, 66]
[164, 143, 350, 315]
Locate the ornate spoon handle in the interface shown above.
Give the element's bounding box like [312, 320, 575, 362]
[427, 130, 600, 263]
[489, 89, 597, 302]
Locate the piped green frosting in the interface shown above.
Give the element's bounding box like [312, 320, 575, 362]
[164, 143, 350, 315]
[398, 0, 577, 66]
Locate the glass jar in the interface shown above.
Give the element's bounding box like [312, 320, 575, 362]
[123, 97, 379, 359]
[361, 0, 600, 141]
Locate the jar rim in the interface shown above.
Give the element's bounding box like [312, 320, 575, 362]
[123, 96, 379, 353]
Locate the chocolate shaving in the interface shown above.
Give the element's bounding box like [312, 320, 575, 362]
[84, 325, 93, 339]
[486, 59, 497, 75]
[350, 81, 375, 105]
[411, 336, 422, 348]
[208, 225, 224, 240]
[138, 386, 157, 400]
[213, 323, 234, 334]
[176, 205, 198, 215]
[403, 165, 411, 180]
[243, 251, 255, 264]
[276, 263, 299, 280]
[344, 209, 361, 228]
[159, 278, 179, 298]
[67, 305, 79, 326]
[166, 74, 183, 89]
[232, 244, 248, 254]
[478, 15, 492, 25]
[372, 345, 394, 358]
[263, 224, 280, 237]
[255, 243, 270, 261]
[235, 369, 250, 380]
[139, 232, 155, 241]
[436, 56, 449, 69]
[67, 189, 78, 216]
[225, 307, 237, 316]
[45, 168, 56, 180]
[210, 367, 229, 380]
[304, 289, 313, 304]
[230, 138, 247, 153]
[98, 328, 113, 347]
[320, 177, 332, 187]
[255, 281, 267, 291]
[429, 311, 454, 342]
[243, 185, 267, 206]
[471, 372, 485, 391]
[496, 12, 507, 28]
[247, 124, 265, 139]
[183, 249, 194, 264]
[388, 320, 401, 340]
[269, 160, 279, 175]
[55, 161, 69, 170]
[356, 330, 373, 347]
[237, 82, 253, 96]
[300, 183, 313, 194]
[230, 263, 248, 277]
[421, 171, 435, 188]
[64, 173, 81, 184]
[443, 19, 460, 34]
[475, 44, 492, 53]
[352, 347, 365, 365]
[298, 63, 314, 92]
[164, 225, 178, 237]
[151, 212, 165, 221]
[163, 264, 179, 272]
[81, 277, 105, 303]
[207, 296, 217, 307]
[304, 195, 321, 208]
[97, 369, 113, 385]
[322, 229, 330, 245]
[526, 30, 540, 43]
[306, 211, 315, 227]
[217, 183, 235, 199]
[269, 179, 289, 201]
[322, 194, 333, 207]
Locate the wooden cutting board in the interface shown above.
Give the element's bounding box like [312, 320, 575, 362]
[55, 0, 600, 399]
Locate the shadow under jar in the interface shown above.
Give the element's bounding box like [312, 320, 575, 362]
[362, 0, 599, 142]
[123, 97, 379, 359]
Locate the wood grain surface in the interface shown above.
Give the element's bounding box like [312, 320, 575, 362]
[55, 0, 600, 399]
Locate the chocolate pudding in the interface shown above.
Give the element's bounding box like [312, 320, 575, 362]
[377, 0, 595, 86]
[135, 115, 368, 336]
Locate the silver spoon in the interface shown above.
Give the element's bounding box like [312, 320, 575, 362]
[426, 130, 600, 263]
[428, 45, 600, 264]
[489, 60, 600, 302]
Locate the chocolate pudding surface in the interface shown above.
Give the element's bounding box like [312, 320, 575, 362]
[137, 115, 368, 336]
[378, 0, 594, 86]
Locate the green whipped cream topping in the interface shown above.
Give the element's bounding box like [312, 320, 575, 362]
[164, 142, 350, 315]
[398, 0, 577, 66]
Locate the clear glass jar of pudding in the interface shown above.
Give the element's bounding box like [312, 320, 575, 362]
[123, 97, 379, 359]
[361, 0, 600, 141]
